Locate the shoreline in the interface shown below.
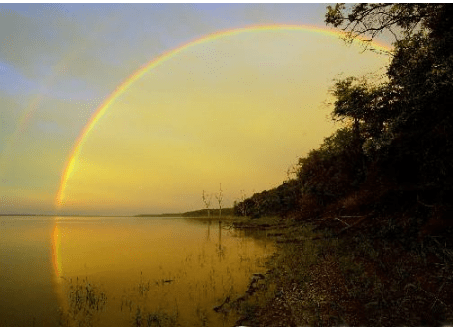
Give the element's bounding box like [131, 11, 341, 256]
[225, 215, 453, 326]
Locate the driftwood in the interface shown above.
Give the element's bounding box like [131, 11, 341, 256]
[335, 217, 350, 227]
[213, 296, 230, 313]
[233, 224, 271, 230]
[213, 273, 266, 314]
[276, 238, 306, 244]
[336, 214, 371, 235]
[266, 232, 284, 237]
[276, 236, 326, 243]
[417, 194, 435, 208]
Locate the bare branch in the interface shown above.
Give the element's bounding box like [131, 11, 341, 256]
[202, 190, 213, 218]
[215, 183, 223, 219]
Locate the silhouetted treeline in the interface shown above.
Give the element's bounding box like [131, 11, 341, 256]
[234, 180, 301, 218]
[235, 4, 453, 226]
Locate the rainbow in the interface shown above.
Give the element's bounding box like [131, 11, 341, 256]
[51, 221, 63, 278]
[50, 217, 71, 317]
[0, 15, 117, 179]
[0, 95, 44, 178]
[55, 24, 392, 207]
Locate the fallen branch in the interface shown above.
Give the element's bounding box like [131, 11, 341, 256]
[276, 236, 326, 243]
[336, 214, 371, 235]
[267, 233, 284, 237]
[213, 296, 230, 313]
[335, 217, 350, 227]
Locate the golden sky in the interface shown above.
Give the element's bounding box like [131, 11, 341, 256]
[59, 28, 390, 215]
[0, 5, 392, 215]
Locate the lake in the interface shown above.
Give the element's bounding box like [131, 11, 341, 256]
[0, 216, 274, 326]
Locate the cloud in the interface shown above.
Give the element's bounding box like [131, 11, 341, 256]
[0, 4, 215, 104]
[0, 7, 71, 78]
[0, 61, 41, 96]
[0, 95, 104, 193]
[1, 4, 329, 106]
[0, 4, 392, 215]
[0, 186, 55, 214]
[0, 92, 25, 143]
[190, 4, 326, 27]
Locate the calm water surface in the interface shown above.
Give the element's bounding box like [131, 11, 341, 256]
[0, 216, 274, 326]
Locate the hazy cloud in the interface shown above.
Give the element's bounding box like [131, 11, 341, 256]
[0, 4, 391, 215]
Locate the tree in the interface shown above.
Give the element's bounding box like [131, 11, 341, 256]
[215, 183, 223, 219]
[325, 3, 447, 45]
[238, 4, 453, 220]
[332, 77, 373, 141]
[234, 190, 248, 217]
[326, 3, 453, 201]
[297, 127, 363, 203]
[202, 190, 212, 218]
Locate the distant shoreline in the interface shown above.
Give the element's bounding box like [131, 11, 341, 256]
[0, 208, 234, 218]
[135, 208, 234, 218]
[0, 214, 121, 217]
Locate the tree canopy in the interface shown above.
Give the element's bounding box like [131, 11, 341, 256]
[325, 3, 452, 43]
[236, 4, 453, 218]
[325, 4, 453, 198]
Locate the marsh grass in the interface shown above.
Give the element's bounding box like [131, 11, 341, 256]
[58, 277, 107, 326]
[133, 306, 180, 327]
[137, 271, 151, 296]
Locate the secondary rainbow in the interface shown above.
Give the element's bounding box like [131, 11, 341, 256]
[55, 24, 392, 207]
[0, 15, 123, 179]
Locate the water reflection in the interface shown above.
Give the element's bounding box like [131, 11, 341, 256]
[0, 216, 275, 326]
[0, 216, 60, 326]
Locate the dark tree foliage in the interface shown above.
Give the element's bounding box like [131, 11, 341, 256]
[325, 3, 449, 43]
[233, 180, 301, 218]
[298, 128, 363, 202]
[325, 3, 453, 204]
[238, 4, 453, 218]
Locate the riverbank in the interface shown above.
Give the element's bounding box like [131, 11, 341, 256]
[223, 214, 453, 326]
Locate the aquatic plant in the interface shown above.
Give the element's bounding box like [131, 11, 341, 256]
[59, 277, 107, 326]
